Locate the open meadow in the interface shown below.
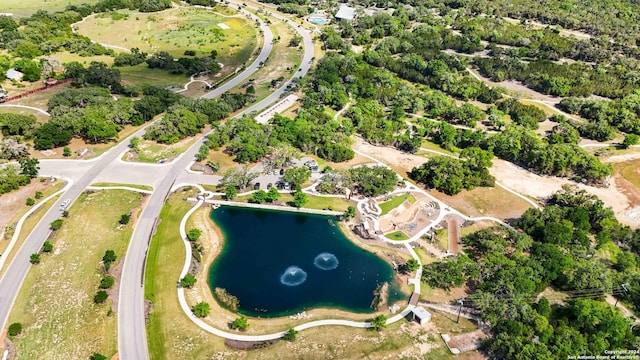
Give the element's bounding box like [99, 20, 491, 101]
[0, 0, 99, 17]
[75, 7, 257, 68]
[7, 189, 145, 359]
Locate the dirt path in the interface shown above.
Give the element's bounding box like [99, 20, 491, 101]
[446, 215, 462, 254]
[489, 159, 638, 227]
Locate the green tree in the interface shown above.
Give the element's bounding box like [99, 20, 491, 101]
[224, 185, 237, 200]
[266, 187, 281, 202]
[99, 275, 115, 289]
[119, 213, 131, 225]
[50, 219, 63, 230]
[283, 166, 312, 188]
[42, 241, 53, 253]
[103, 250, 117, 270]
[34, 191, 43, 199]
[93, 290, 108, 304]
[191, 302, 210, 317]
[231, 316, 249, 330]
[26, 197, 35, 206]
[282, 328, 298, 340]
[406, 259, 420, 272]
[90, 353, 107, 360]
[370, 315, 387, 331]
[343, 206, 356, 218]
[8, 322, 22, 336]
[196, 144, 209, 162]
[129, 136, 140, 152]
[63, 146, 72, 157]
[249, 190, 268, 203]
[29, 253, 41, 264]
[187, 228, 201, 241]
[180, 274, 197, 288]
[62, 210, 69, 218]
[290, 191, 308, 208]
[622, 133, 639, 149]
[614, 251, 636, 272]
[19, 157, 39, 178]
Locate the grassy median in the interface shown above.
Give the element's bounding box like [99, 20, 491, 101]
[8, 189, 145, 359]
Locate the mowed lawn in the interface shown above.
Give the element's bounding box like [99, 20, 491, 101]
[145, 190, 230, 360]
[76, 8, 257, 65]
[8, 190, 145, 360]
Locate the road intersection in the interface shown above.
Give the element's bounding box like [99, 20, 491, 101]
[0, 3, 316, 360]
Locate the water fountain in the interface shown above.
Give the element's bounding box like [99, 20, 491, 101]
[313, 252, 339, 271]
[280, 266, 307, 286]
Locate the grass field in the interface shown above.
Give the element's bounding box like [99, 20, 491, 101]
[1, 0, 99, 17]
[8, 189, 144, 360]
[132, 136, 200, 163]
[90, 182, 153, 191]
[0, 181, 64, 279]
[379, 194, 416, 216]
[429, 185, 532, 220]
[76, 8, 257, 64]
[385, 230, 410, 241]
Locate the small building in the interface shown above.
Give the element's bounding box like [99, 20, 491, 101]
[411, 306, 432, 325]
[6, 69, 23, 81]
[44, 78, 58, 86]
[335, 4, 357, 21]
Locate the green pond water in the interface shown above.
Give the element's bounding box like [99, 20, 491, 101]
[208, 206, 406, 317]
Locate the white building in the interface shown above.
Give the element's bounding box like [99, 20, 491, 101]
[335, 5, 357, 21]
[411, 306, 432, 325]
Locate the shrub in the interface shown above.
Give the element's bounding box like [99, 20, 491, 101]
[282, 328, 298, 340]
[94, 290, 108, 304]
[42, 241, 53, 253]
[191, 302, 210, 317]
[231, 316, 249, 330]
[8, 322, 22, 336]
[99, 275, 115, 289]
[119, 213, 131, 225]
[26, 197, 35, 206]
[187, 228, 201, 241]
[90, 353, 107, 360]
[180, 274, 197, 288]
[50, 219, 63, 230]
[34, 191, 43, 199]
[29, 253, 41, 264]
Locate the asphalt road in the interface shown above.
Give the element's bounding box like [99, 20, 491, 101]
[201, 7, 273, 99]
[0, 4, 313, 360]
[0, 125, 148, 338]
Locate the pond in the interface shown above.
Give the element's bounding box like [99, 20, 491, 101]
[208, 206, 405, 317]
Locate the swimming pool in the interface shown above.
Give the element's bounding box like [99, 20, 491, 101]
[310, 18, 328, 25]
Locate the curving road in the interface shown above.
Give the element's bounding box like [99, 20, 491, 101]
[117, 3, 314, 360]
[0, 3, 313, 360]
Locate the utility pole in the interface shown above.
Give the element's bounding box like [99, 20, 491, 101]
[614, 283, 629, 307]
[456, 297, 465, 323]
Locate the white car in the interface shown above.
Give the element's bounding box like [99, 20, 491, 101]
[59, 199, 70, 211]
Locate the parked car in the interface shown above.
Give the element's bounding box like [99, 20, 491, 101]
[254, 183, 261, 190]
[279, 169, 285, 175]
[267, 183, 273, 189]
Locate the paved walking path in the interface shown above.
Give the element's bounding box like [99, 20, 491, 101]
[175, 184, 418, 340]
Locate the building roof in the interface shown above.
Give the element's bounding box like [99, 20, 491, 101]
[412, 306, 431, 320]
[335, 5, 356, 21]
[6, 69, 23, 80]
